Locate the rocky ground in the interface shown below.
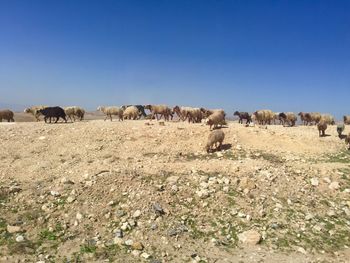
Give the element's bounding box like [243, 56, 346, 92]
[0, 118, 350, 263]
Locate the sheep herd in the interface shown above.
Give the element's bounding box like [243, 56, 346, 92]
[0, 105, 350, 151]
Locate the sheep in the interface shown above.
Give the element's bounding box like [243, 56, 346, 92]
[75, 108, 85, 121]
[205, 129, 225, 153]
[38, 107, 67, 123]
[337, 124, 345, 138]
[200, 108, 226, 119]
[253, 110, 274, 125]
[345, 133, 350, 149]
[343, 115, 350, 125]
[310, 112, 322, 125]
[0, 109, 15, 122]
[123, 106, 139, 120]
[185, 108, 203, 123]
[173, 106, 192, 121]
[233, 111, 251, 124]
[97, 106, 123, 121]
[144, 105, 172, 121]
[205, 111, 226, 130]
[64, 106, 85, 122]
[122, 105, 147, 118]
[320, 114, 335, 125]
[298, 112, 308, 125]
[272, 112, 281, 125]
[24, 105, 48, 121]
[317, 120, 327, 137]
[279, 112, 297, 127]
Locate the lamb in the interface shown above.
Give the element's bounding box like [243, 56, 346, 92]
[144, 105, 172, 121]
[97, 106, 123, 121]
[279, 112, 297, 127]
[205, 129, 225, 153]
[205, 111, 226, 130]
[317, 120, 327, 137]
[343, 115, 350, 125]
[24, 105, 48, 121]
[123, 106, 139, 120]
[337, 124, 345, 138]
[233, 111, 251, 124]
[64, 106, 85, 122]
[345, 133, 350, 150]
[320, 114, 335, 125]
[0, 109, 15, 122]
[38, 106, 67, 123]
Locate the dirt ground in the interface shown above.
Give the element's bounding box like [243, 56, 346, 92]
[1, 116, 350, 262]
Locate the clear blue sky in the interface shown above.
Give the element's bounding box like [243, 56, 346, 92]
[0, 0, 349, 118]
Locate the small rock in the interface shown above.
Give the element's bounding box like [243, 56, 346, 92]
[238, 230, 261, 245]
[297, 247, 307, 254]
[310, 178, 319, 186]
[50, 191, 60, 197]
[115, 229, 123, 238]
[76, 213, 83, 221]
[166, 176, 179, 185]
[67, 196, 75, 203]
[131, 241, 144, 251]
[125, 239, 134, 246]
[329, 182, 340, 190]
[132, 210, 141, 219]
[152, 203, 165, 216]
[15, 235, 24, 242]
[196, 189, 209, 199]
[141, 252, 151, 259]
[7, 225, 22, 233]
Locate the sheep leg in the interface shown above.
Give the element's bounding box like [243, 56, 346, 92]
[110, 114, 113, 121]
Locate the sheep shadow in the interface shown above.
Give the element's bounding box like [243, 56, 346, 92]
[338, 134, 347, 140]
[319, 134, 331, 137]
[220, 143, 232, 151]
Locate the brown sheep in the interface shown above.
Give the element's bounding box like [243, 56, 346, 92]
[200, 108, 225, 119]
[205, 111, 226, 130]
[144, 105, 172, 121]
[185, 108, 203, 123]
[205, 129, 225, 153]
[298, 112, 314, 125]
[173, 106, 192, 121]
[279, 112, 297, 127]
[0, 109, 15, 122]
[345, 133, 350, 149]
[343, 115, 350, 125]
[317, 120, 327, 137]
[64, 106, 85, 122]
[24, 105, 47, 121]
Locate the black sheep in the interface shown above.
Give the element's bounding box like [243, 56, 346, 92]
[38, 107, 67, 123]
[234, 111, 252, 124]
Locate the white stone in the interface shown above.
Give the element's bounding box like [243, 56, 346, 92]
[238, 230, 261, 245]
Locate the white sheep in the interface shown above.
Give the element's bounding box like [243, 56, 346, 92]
[97, 106, 123, 121]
